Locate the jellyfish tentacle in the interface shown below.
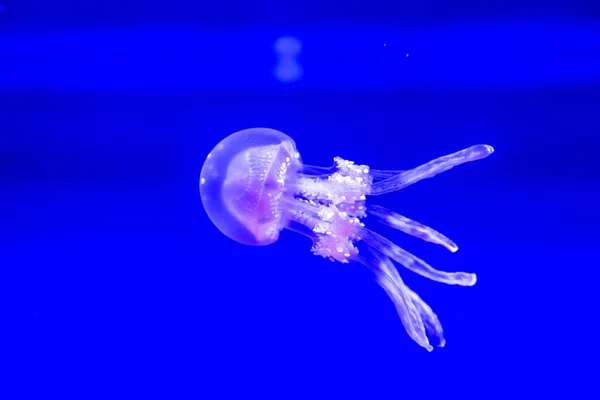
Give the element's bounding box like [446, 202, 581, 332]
[356, 249, 435, 351]
[369, 169, 406, 180]
[362, 229, 476, 286]
[370, 144, 494, 195]
[406, 288, 446, 348]
[368, 204, 458, 252]
[377, 271, 433, 351]
[378, 251, 445, 347]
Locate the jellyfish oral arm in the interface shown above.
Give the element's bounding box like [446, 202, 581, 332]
[370, 144, 494, 195]
[356, 249, 445, 352]
[368, 168, 407, 179]
[361, 228, 477, 286]
[282, 144, 493, 350]
[367, 204, 458, 252]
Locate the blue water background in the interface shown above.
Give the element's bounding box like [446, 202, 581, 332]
[2, 3, 599, 398]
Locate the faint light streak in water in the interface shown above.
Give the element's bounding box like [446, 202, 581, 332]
[273, 36, 303, 83]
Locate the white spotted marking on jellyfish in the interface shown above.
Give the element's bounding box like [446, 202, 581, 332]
[199, 127, 494, 352]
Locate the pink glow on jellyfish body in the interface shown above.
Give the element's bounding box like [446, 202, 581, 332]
[200, 128, 494, 351]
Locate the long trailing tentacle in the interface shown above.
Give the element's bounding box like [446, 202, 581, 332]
[370, 144, 494, 195]
[368, 204, 458, 252]
[356, 248, 445, 351]
[362, 229, 476, 286]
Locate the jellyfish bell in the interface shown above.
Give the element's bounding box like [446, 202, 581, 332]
[199, 127, 494, 351]
[200, 128, 302, 246]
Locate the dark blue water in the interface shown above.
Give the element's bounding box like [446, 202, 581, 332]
[2, 4, 599, 398]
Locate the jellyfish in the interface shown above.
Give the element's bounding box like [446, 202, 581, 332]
[199, 128, 494, 351]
